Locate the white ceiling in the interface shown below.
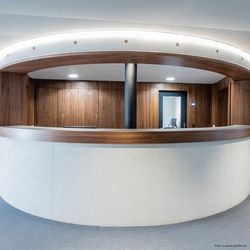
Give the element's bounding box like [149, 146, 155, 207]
[29, 64, 225, 84]
[0, 0, 250, 50]
[1, 0, 249, 82]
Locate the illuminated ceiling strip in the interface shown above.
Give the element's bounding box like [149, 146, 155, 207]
[0, 31, 250, 62]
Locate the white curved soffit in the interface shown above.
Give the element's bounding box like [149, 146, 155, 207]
[0, 31, 250, 70]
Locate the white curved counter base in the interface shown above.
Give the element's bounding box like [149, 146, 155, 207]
[0, 137, 249, 227]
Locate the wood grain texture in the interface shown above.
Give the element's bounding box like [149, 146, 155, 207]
[0, 72, 32, 125]
[211, 77, 250, 126]
[211, 77, 232, 126]
[0, 126, 249, 144]
[137, 83, 211, 128]
[34, 80, 124, 128]
[1, 73, 249, 128]
[2, 52, 250, 80]
[34, 80, 211, 128]
[217, 88, 229, 126]
[231, 80, 250, 125]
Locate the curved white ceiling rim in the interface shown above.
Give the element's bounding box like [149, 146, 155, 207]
[0, 31, 250, 71]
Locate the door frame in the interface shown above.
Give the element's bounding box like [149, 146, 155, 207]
[159, 91, 187, 128]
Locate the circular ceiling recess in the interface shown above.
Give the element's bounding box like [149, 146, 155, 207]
[0, 31, 250, 79]
[29, 64, 225, 84]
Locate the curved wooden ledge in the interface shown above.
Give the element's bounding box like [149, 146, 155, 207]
[0, 126, 249, 144]
[2, 52, 250, 80]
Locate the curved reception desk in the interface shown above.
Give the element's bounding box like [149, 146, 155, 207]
[0, 125, 249, 227]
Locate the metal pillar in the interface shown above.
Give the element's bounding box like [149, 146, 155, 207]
[124, 63, 137, 128]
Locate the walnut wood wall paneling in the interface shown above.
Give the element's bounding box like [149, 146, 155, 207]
[34, 80, 212, 128]
[137, 83, 211, 128]
[231, 80, 250, 125]
[1, 73, 249, 128]
[217, 88, 229, 126]
[34, 80, 124, 128]
[27, 77, 35, 125]
[98, 82, 124, 128]
[211, 77, 250, 126]
[211, 77, 233, 126]
[0, 72, 32, 126]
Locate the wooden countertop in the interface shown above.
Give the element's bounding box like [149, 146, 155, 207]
[0, 125, 250, 144]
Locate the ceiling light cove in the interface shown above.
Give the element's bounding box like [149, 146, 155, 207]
[0, 31, 250, 71]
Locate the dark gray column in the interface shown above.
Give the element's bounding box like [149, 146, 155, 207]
[124, 63, 137, 128]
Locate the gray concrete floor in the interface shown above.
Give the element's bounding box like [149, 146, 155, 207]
[0, 197, 249, 250]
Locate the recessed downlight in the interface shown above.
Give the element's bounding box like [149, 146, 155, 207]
[166, 77, 175, 82]
[68, 73, 79, 78]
